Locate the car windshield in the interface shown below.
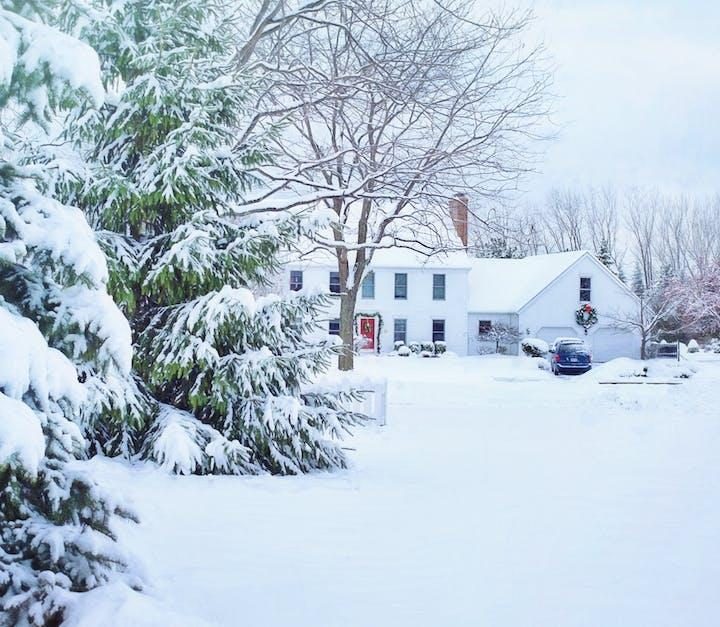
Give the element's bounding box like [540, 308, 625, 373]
[558, 344, 588, 354]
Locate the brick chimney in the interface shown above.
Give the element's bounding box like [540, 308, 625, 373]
[448, 193, 469, 246]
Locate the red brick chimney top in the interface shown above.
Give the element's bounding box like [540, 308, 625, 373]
[448, 193, 469, 247]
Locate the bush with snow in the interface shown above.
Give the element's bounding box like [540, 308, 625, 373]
[397, 345, 411, 357]
[521, 337, 549, 357]
[434, 341, 447, 355]
[394, 340, 405, 351]
[408, 341, 421, 354]
[687, 339, 700, 353]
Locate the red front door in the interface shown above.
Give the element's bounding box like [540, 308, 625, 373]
[360, 317, 375, 350]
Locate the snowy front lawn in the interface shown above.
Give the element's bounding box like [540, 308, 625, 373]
[89, 355, 720, 626]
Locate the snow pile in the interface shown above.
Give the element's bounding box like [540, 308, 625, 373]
[588, 357, 698, 381]
[521, 337, 549, 357]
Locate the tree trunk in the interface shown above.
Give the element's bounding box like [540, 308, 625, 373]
[640, 333, 648, 360]
[338, 290, 357, 371]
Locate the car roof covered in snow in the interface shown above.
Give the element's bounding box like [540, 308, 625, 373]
[467, 250, 589, 313]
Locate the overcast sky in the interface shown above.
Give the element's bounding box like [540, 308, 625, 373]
[518, 0, 720, 203]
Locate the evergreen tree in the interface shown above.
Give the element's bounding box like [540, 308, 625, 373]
[632, 262, 645, 296]
[596, 239, 614, 269]
[61, 0, 364, 475]
[0, 6, 140, 623]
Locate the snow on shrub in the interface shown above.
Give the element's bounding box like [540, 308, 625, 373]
[408, 341, 421, 354]
[397, 345, 411, 357]
[420, 341, 434, 353]
[434, 341, 447, 355]
[394, 340, 405, 350]
[521, 337, 549, 357]
[687, 339, 700, 353]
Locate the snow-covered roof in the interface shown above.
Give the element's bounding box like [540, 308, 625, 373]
[467, 250, 589, 313]
[290, 244, 471, 270]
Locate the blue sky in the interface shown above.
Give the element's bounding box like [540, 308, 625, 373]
[519, 0, 720, 201]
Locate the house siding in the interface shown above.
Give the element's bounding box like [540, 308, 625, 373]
[284, 263, 470, 355]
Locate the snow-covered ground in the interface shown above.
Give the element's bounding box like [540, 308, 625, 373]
[90, 354, 720, 626]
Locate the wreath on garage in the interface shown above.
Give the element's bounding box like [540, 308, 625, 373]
[575, 303, 598, 334]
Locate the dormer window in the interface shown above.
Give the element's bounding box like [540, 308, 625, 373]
[580, 277, 591, 302]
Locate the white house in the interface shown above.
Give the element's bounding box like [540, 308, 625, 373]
[467, 251, 641, 361]
[282, 193, 640, 360]
[283, 247, 641, 361]
[285, 247, 472, 355]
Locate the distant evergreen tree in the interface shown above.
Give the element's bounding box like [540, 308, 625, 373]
[617, 265, 627, 284]
[631, 262, 645, 296]
[61, 0, 364, 474]
[596, 239, 614, 269]
[0, 6, 140, 623]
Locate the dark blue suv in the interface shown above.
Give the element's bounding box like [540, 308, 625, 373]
[551, 341, 592, 375]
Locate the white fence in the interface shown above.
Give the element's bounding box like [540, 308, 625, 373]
[352, 378, 388, 426]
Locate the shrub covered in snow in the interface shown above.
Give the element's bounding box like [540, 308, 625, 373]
[397, 345, 411, 357]
[394, 340, 406, 351]
[521, 337, 549, 357]
[408, 341, 421, 354]
[434, 341, 447, 355]
[421, 341, 434, 354]
[687, 339, 700, 353]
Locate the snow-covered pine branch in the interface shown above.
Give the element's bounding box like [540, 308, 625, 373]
[60, 0, 366, 475]
[1, 6, 145, 623]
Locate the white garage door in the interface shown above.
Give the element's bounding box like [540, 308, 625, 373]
[536, 327, 578, 345]
[589, 327, 640, 362]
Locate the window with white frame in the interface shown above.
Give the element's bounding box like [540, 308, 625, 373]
[394, 273, 407, 299]
[328, 319, 340, 335]
[432, 319, 445, 342]
[394, 319, 407, 344]
[329, 271, 341, 294]
[361, 271, 375, 299]
[289, 270, 303, 291]
[580, 277, 591, 302]
[432, 274, 446, 300]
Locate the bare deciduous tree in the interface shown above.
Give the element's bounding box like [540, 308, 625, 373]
[254, 0, 550, 369]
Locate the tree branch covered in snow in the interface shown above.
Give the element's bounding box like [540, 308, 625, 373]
[247, 0, 550, 369]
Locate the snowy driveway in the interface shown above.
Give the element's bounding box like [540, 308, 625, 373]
[99, 355, 720, 626]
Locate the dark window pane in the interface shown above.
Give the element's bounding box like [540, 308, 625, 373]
[394, 273, 407, 299]
[580, 277, 591, 301]
[361, 271, 375, 299]
[329, 271, 341, 294]
[432, 319, 445, 342]
[394, 318, 407, 343]
[478, 320, 492, 334]
[329, 319, 340, 335]
[433, 274, 446, 300]
[289, 270, 303, 291]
